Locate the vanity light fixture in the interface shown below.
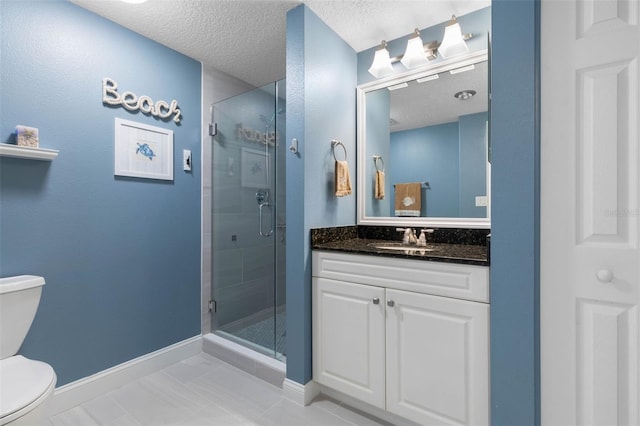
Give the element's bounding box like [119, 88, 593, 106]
[368, 15, 471, 79]
[369, 32, 439, 78]
[368, 41, 395, 78]
[438, 15, 471, 59]
[401, 29, 431, 69]
[416, 74, 440, 83]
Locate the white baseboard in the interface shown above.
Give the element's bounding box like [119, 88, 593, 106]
[282, 378, 320, 406]
[49, 335, 202, 416]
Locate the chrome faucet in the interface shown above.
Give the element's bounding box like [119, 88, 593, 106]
[396, 228, 417, 245]
[417, 229, 434, 246]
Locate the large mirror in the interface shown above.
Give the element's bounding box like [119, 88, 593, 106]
[357, 49, 490, 229]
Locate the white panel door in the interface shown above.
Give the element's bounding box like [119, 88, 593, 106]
[312, 277, 386, 409]
[541, 1, 640, 424]
[385, 289, 489, 425]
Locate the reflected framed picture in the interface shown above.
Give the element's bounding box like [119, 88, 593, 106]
[241, 147, 267, 188]
[114, 118, 174, 181]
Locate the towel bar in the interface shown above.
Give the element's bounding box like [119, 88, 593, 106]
[393, 182, 431, 189]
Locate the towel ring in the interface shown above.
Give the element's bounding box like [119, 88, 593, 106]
[373, 156, 384, 172]
[331, 140, 347, 162]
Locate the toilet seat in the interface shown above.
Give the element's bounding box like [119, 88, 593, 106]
[0, 355, 56, 425]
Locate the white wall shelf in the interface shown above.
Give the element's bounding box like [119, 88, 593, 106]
[0, 144, 59, 161]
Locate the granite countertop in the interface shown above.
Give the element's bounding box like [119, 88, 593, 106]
[312, 238, 489, 266]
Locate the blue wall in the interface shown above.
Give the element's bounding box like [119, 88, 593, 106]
[0, 0, 202, 386]
[286, 4, 357, 384]
[388, 113, 488, 218]
[459, 112, 488, 217]
[390, 122, 460, 217]
[491, 0, 540, 424]
[364, 89, 391, 216]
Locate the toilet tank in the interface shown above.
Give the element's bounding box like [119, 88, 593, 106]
[0, 276, 45, 360]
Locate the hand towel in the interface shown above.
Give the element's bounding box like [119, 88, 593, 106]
[335, 160, 352, 197]
[375, 170, 385, 200]
[394, 182, 421, 216]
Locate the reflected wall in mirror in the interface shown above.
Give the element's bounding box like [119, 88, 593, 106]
[357, 50, 490, 229]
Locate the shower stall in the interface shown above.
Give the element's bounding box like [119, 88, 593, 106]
[210, 80, 286, 361]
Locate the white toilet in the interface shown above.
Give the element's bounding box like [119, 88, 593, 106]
[0, 276, 57, 425]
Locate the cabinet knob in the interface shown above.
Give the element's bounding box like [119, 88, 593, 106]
[387, 299, 395, 307]
[596, 269, 614, 283]
[373, 297, 380, 305]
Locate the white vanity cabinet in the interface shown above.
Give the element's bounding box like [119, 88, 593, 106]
[312, 251, 490, 426]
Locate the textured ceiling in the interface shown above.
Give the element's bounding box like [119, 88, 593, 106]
[70, 0, 489, 88]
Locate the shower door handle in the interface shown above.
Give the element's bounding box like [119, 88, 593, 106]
[259, 203, 273, 237]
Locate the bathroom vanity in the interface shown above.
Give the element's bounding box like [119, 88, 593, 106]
[311, 227, 490, 425]
[312, 43, 493, 425]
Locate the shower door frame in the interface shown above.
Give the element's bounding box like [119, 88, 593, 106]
[208, 80, 286, 361]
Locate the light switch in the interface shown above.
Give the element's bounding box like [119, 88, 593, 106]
[183, 149, 192, 171]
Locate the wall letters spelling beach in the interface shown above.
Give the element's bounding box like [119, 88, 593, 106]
[102, 78, 182, 123]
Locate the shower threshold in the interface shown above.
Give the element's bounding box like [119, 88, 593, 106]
[203, 333, 285, 388]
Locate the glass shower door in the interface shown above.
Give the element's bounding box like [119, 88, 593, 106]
[210, 80, 286, 360]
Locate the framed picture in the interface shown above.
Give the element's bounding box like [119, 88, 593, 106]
[241, 147, 268, 188]
[114, 118, 174, 181]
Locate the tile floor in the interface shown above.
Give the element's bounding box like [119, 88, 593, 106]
[47, 352, 392, 426]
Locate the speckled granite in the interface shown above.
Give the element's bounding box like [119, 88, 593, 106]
[311, 226, 490, 266]
[357, 226, 490, 246]
[310, 226, 357, 246]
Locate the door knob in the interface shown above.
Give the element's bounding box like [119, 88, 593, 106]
[372, 297, 380, 305]
[596, 269, 614, 283]
[387, 300, 395, 307]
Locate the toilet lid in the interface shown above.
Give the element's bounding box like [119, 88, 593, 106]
[0, 356, 56, 419]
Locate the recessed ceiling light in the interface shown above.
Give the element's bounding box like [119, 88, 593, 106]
[454, 90, 477, 100]
[120, 0, 148, 4]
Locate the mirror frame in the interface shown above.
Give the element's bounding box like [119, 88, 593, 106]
[357, 49, 490, 229]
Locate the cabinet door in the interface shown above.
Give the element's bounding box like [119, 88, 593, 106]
[313, 277, 386, 409]
[386, 289, 489, 425]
